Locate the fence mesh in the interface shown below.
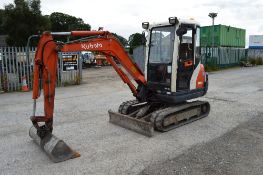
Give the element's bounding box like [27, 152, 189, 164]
[0, 47, 82, 92]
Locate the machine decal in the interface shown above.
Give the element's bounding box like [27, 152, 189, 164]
[81, 43, 103, 50]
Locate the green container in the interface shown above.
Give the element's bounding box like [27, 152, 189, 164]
[201, 25, 246, 48]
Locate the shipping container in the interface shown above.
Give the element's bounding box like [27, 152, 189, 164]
[201, 25, 246, 48]
[249, 35, 263, 49]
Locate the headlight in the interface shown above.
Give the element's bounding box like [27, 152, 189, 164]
[168, 17, 178, 25]
[142, 22, 149, 30]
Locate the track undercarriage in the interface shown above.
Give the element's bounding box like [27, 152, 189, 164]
[109, 100, 210, 137]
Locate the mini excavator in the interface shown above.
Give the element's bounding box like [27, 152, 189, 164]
[29, 17, 210, 162]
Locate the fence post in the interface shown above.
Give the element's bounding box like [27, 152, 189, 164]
[217, 47, 222, 67]
[59, 52, 62, 86]
[7, 47, 11, 91]
[11, 47, 17, 91]
[0, 48, 2, 92]
[79, 52, 82, 84]
[26, 35, 39, 90]
[15, 47, 19, 91]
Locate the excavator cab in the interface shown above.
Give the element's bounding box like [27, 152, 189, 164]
[144, 18, 208, 104]
[111, 18, 209, 137]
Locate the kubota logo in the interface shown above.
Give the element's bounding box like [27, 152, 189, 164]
[81, 43, 103, 50]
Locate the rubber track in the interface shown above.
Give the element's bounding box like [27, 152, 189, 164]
[152, 101, 210, 132]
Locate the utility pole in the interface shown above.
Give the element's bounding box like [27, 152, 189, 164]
[208, 13, 218, 48]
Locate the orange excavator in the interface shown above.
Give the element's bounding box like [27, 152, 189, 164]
[29, 17, 210, 162]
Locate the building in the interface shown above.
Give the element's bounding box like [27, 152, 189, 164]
[248, 35, 263, 60]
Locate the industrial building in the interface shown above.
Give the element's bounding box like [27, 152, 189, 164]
[247, 35, 263, 60]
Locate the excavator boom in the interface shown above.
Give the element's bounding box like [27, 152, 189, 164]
[30, 31, 146, 162]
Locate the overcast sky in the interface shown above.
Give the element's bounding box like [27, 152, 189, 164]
[1, 0, 263, 45]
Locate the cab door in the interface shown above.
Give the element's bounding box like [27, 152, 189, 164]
[176, 25, 196, 91]
[147, 25, 175, 93]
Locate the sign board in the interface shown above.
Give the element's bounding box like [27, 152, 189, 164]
[62, 52, 79, 71]
[249, 35, 263, 49]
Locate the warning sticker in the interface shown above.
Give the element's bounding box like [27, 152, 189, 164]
[62, 53, 78, 71]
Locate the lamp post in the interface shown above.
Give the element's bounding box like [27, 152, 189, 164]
[208, 12, 218, 48]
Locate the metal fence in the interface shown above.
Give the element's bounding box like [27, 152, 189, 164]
[201, 47, 246, 68]
[247, 49, 263, 60]
[0, 47, 82, 92]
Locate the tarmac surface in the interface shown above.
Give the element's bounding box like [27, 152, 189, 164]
[140, 114, 263, 175]
[0, 66, 263, 175]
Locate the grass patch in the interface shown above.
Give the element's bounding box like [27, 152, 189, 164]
[204, 65, 220, 72]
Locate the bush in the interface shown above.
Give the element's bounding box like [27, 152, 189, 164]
[249, 57, 256, 65]
[249, 57, 263, 65]
[204, 64, 220, 72]
[204, 57, 219, 72]
[255, 57, 263, 65]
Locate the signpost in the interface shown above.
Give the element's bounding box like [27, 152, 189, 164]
[58, 52, 82, 86]
[62, 52, 79, 71]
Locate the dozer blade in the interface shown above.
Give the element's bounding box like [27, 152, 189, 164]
[29, 126, 80, 163]
[108, 110, 154, 137]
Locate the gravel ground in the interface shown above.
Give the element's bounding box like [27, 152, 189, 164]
[0, 66, 263, 175]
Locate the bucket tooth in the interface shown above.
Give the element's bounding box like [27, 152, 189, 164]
[29, 126, 80, 163]
[108, 110, 154, 137]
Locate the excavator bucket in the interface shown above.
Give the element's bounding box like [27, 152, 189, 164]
[29, 126, 80, 163]
[108, 110, 154, 137]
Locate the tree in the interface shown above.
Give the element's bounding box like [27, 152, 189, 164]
[0, 9, 5, 35]
[128, 33, 144, 54]
[112, 33, 128, 47]
[3, 0, 50, 46]
[48, 12, 91, 42]
[49, 12, 90, 32]
[30, 0, 41, 15]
